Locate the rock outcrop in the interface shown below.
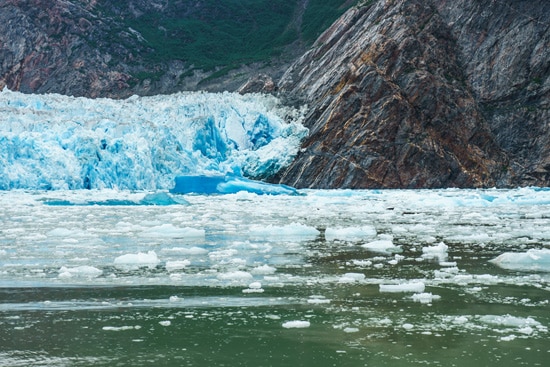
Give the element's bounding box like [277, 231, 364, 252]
[435, 0, 550, 186]
[0, 0, 137, 98]
[273, 0, 549, 188]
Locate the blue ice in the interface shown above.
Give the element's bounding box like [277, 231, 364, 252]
[0, 89, 307, 190]
[170, 174, 301, 195]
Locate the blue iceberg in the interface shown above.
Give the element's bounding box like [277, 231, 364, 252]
[490, 249, 550, 272]
[170, 174, 301, 195]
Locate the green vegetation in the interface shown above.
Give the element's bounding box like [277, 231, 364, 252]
[104, 0, 355, 71]
[301, 0, 353, 43]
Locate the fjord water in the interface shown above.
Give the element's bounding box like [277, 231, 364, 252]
[1, 189, 549, 366]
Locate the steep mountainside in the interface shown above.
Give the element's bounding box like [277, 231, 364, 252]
[274, 0, 549, 188]
[0, 0, 353, 97]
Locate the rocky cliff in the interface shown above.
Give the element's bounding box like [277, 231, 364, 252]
[274, 0, 549, 188]
[1, 0, 549, 188]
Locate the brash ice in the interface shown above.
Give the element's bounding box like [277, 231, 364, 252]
[0, 88, 307, 190]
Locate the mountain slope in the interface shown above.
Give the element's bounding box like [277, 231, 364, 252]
[0, 0, 353, 97]
[273, 0, 549, 188]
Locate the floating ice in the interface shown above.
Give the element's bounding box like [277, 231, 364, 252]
[249, 223, 320, 241]
[114, 251, 160, 269]
[0, 89, 307, 190]
[165, 260, 191, 272]
[140, 224, 205, 239]
[478, 315, 542, 328]
[251, 265, 277, 275]
[338, 273, 366, 283]
[282, 320, 311, 329]
[361, 240, 401, 253]
[58, 266, 102, 278]
[217, 271, 254, 282]
[102, 326, 141, 331]
[325, 226, 377, 241]
[489, 249, 550, 272]
[170, 174, 300, 195]
[243, 281, 264, 293]
[422, 242, 448, 256]
[411, 292, 441, 304]
[379, 282, 426, 293]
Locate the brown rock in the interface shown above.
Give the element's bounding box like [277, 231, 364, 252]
[274, 0, 508, 188]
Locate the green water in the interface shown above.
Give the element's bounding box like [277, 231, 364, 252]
[1, 189, 549, 366]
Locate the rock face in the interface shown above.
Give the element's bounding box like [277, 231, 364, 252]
[435, 0, 550, 186]
[0, 0, 348, 98]
[274, 0, 549, 188]
[0, 0, 137, 98]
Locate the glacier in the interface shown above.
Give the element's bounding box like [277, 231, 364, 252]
[0, 88, 308, 190]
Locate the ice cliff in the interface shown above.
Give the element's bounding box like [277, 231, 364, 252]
[0, 89, 307, 190]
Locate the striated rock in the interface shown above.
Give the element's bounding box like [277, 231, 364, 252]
[0, 0, 136, 98]
[274, 0, 510, 188]
[434, 0, 550, 186]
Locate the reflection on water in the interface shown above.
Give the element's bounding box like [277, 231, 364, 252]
[0, 189, 549, 366]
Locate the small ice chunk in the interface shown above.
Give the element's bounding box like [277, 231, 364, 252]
[249, 223, 320, 241]
[422, 242, 448, 261]
[500, 335, 517, 341]
[452, 316, 469, 324]
[102, 325, 141, 331]
[402, 323, 414, 330]
[251, 265, 277, 275]
[411, 292, 441, 304]
[478, 315, 541, 328]
[248, 281, 262, 289]
[140, 224, 205, 239]
[162, 246, 208, 255]
[58, 266, 102, 278]
[362, 240, 401, 253]
[325, 226, 376, 241]
[114, 251, 160, 269]
[379, 282, 425, 293]
[243, 281, 264, 293]
[159, 320, 171, 327]
[422, 242, 448, 254]
[343, 327, 359, 333]
[338, 273, 365, 283]
[218, 271, 253, 281]
[165, 260, 191, 271]
[307, 295, 331, 304]
[282, 320, 311, 329]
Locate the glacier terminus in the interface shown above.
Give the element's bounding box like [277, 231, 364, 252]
[0, 88, 307, 191]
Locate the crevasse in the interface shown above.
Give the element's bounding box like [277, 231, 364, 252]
[0, 89, 308, 190]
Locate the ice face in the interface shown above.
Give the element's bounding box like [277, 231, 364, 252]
[0, 89, 307, 190]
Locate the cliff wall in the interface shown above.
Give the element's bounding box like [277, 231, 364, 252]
[274, 0, 549, 188]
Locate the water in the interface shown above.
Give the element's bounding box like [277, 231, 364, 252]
[0, 188, 549, 366]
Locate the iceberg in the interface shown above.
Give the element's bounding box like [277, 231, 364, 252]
[489, 249, 550, 272]
[0, 89, 307, 190]
[170, 174, 300, 195]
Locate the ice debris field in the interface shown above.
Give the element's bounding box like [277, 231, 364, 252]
[1, 189, 550, 331]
